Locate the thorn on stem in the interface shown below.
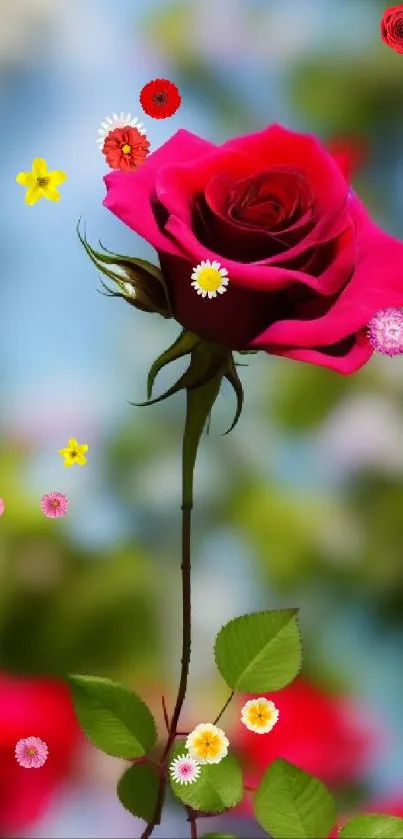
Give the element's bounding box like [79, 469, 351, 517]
[161, 695, 170, 732]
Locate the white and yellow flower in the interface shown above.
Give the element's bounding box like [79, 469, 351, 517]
[97, 113, 146, 148]
[190, 260, 229, 299]
[169, 753, 201, 785]
[241, 697, 279, 734]
[185, 723, 229, 764]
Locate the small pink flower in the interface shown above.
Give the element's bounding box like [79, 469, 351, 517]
[40, 491, 68, 518]
[15, 736, 48, 768]
[169, 753, 201, 785]
[0, 498, 4, 516]
[368, 307, 403, 356]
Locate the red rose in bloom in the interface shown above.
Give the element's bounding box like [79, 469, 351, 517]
[381, 5, 403, 54]
[233, 678, 373, 816]
[102, 126, 150, 172]
[0, 674, 80, 833]
[139, 78, 181, 119]
[103, 125, 403, 374]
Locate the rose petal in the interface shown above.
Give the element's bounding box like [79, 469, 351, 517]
[159, 252, 281, 348]
[103, 129, 215, 255]
[157, 125, 348, 230]
[159, 159, 350, 268]
[250, 197, 403, 350]
[194, 171, 315, 262]
[223, 124, 348, 217]
[270, 331, 372, 375]
[164, 214, 354, 296]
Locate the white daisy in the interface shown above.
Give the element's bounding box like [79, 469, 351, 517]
[241, 698, 279, 734]
[185, 723, 229, 764]
[96, 112, 146, 148]
[169, 753, 201, 785]
[190, 259, 229, 299]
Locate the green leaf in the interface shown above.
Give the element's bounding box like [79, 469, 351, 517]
[169, 740, 242, 814]
[254, 759, 337, 839]
[117, 762, 160, 822]
[214, 609, 301, 692]
[339, 815, 403, 838]
[68, 675, 157, 758]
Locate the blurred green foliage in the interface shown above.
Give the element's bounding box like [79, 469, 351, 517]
[0, 441, 160, 680]
[290, 48, 403, 135]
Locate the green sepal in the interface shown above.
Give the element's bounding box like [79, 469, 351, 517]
[134, 332, 245, 437]
[77, 220, 172, 316]
[223, 355, 244, 435]
[147, 330, 201, 399]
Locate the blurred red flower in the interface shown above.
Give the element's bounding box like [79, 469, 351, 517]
[327, 137, 369, 181]
[0, 674, 80, 833]
[365, 797, 403, 817]
[233, 677, 374, 815]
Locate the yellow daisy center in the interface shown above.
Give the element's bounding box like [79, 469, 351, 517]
[27, 748, 36, 755]
[248, 704, 274, 726]
[197, 268, 222, 292]
[36, 176, 49, 188]
[51, 500, 60, 507]
[121, 144, 131, 154]
[193, 732, 221, 758]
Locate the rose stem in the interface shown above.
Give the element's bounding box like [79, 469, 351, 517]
[140, 376, 220, 839]
[186, 808, 198, 839]
[139, 499, 192, 839]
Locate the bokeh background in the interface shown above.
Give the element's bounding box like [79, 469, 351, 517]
[1, 0, 403, 836]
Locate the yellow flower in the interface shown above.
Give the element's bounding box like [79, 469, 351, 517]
[185, 723, 229, 765]
[16, 158, 67, 205]
[240, 698, 279, 734]
[190, 259, 229, 299]
[59, 438, 88, 467]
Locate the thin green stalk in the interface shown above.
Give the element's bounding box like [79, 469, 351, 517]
[140, 375, 221, 839]
[213, 690, 235, 725]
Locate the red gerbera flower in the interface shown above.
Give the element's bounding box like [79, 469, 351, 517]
[102, 125, 150, 172]
[139, 78, 181, 119]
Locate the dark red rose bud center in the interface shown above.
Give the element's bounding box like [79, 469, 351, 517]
[229, 170, 312, 232]
[192, 167, 315, 262]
